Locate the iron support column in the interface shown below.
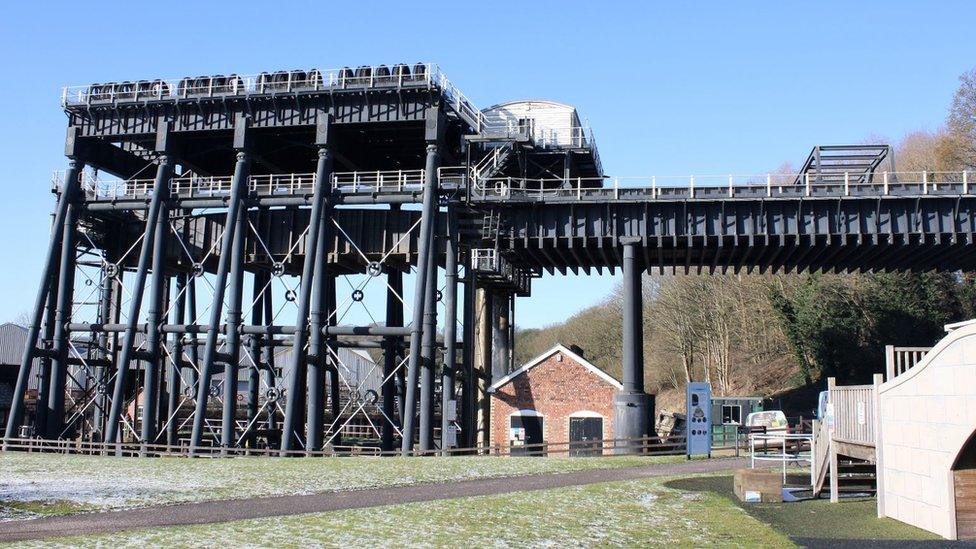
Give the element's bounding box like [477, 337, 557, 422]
[419, 227, 439, 453]
[281, 145, 332, 454]
[244, 271, 265, 448]
[460, 256, 476, 449]
[440, 212, 458, 455]
[401, 143, 439, 455]
[261, 274, 278, 438]
[186, 275, 199, 393]
[5, 157, 80, 443]
[325, 274, 340, 448]
[306, 148, 334, 452]
[220, 202, 248, 453]
[46, 191, 80, 439]
[140, 203, 170, 448]
[166, 273, 187, 446]
[189, 150, 249, 453]
[614, 241, 651, 453]
[105, 154, 172, 445]
[381, 266, 403, 451]
[33, 281, 58, 438]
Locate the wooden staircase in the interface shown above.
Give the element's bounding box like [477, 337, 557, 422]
[812, 419, 877, 499]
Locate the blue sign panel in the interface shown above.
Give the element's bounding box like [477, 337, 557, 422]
[686, 382, 712, 457]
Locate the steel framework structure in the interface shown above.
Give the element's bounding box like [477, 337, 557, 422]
[4, 63, 976, 456]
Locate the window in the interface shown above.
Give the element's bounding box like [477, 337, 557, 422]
[722, 404, 742, 425]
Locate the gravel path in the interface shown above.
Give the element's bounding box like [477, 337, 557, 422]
[0, 457, 746, 542]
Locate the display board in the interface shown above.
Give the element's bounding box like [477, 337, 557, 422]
[686, 382, 712, 457]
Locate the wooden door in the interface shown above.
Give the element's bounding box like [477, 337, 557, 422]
[569, 417, 603, 457]
[956, 469, 976, 539]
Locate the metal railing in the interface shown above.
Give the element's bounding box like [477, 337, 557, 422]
[471, 248, 499, 271]
[247, 173, 316, 196]
[749, 432, 814, 484]
[884, 345, 931, 381]
[331, 169, 425, 193]
[474, 171, 976, 200]
[57, 169, 975, 202]
[60, 63, 485, 133]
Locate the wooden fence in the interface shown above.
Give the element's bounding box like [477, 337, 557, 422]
[0, 434, 687, 459]
[828, 378, 876, 446]
[885, 345, 931, 380]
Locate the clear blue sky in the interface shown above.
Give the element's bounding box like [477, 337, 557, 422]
[0, 1, 973, 328]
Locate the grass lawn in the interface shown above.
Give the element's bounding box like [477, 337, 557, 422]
[0, 451, 680, 518]
[665, 476, 941, 543]
[12, 474, 794, 548]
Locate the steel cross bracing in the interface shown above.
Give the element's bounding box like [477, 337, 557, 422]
[5, 63, 976, 457]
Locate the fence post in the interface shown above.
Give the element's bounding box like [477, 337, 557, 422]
[873, 372, 886, 518]
[965, 170, 969, 194]
[883, 171, 889, 194]
[690, 175, 695, 198]
[884, 345, 895, 381]
[805, 173, 811, 196]
[728, 174, 734, 197]
[844, 171, 849, 196]
[923, 171, 928, 194]
[767, 173, 772, 197]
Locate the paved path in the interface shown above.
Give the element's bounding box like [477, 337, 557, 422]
[0, 457, 747, 542]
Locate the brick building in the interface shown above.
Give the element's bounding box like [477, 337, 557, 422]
[488, 343, 622, 455]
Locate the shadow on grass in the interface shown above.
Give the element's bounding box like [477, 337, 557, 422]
[663, 476, 962, 547]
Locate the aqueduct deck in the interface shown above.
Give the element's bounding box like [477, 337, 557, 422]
[5, 63, 975, 456]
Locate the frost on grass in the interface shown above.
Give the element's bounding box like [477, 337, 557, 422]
[0, 453, 679, 516]
[19, 475, 793, 548]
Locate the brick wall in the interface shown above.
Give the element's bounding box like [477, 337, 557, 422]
[489, 349, 618, 448]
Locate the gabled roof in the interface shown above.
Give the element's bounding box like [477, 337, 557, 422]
[487, 343, 622, 393]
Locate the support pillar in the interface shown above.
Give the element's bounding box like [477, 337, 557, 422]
[186, 274, 199, 393]
[33, 279, 58, 438]
[401, 142, 440, 455]
[140, 203, 170, 448]
[220, 202, 248, 453]
[5, 155, 82, 444]
[280, 142, 332, 455]
[166, 273, 187, 447]
[306, 149, 334, 452]
[325, 274, 340, 448]
[381, 267, 403, 451]
[261, 269, 278, 439]
[419, 227, 439, 453]
[460, 256, 476, 449]
[46, 190, 80, 439]
[440, 212, 458, 454]
[105, 153, 173, 445]
[614, 240, 651, 453]
[243, 271, 265, 448]
[189, 147, 249, 453]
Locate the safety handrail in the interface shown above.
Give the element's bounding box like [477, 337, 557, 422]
[60, 63, 485, 134]
[473, 171, 974, 200]
[55, 169, 976, 202]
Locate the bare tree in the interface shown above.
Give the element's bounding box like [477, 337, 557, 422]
[948, 67, 976, 169]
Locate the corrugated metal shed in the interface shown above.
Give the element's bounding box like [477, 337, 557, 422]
[268, 345, 382, 394]
[0, 323, 41, 392]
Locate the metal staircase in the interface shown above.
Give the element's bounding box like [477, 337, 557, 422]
[471, 144, 516, 192]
